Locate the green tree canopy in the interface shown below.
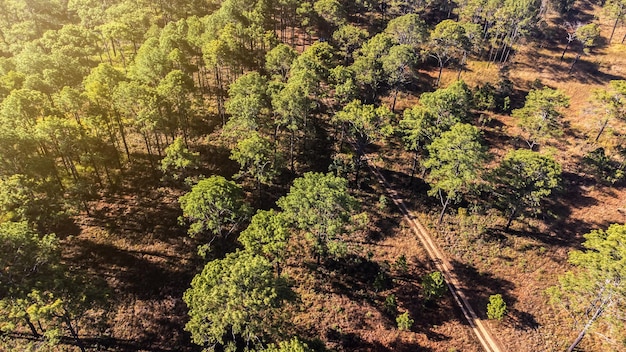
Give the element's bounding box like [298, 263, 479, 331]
[179, 176, 251, 251]
[424, 123, 487, 224]
[239, 209, 290, 267]
[548, 224, 626, 351]
[512, 87, 570, 150]
[183, 250, 289, 351]
[491, 149, 561, 229]
[160, 137, 199, 181]
[277, 172, 357, 263]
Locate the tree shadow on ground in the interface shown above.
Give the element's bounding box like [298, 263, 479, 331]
[325, 328, 434, 352]
[448, 259, 523, 323]
[70, 238, 195, 300]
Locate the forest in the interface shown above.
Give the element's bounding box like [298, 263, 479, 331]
[0, 0, 625, 351]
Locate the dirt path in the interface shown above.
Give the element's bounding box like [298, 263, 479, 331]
[365, 160, 505, 352]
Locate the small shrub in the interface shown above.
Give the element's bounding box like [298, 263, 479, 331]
[396, 312, 414, 331]
[373, 271, 388, 292]
[378, 194, 389, 210]
[487, 294, 507, 320]
[473, 83, 497, 111]
[384, 294, 397, 314]
[394, 254, 408, 274]
[422, 271, 446, 301]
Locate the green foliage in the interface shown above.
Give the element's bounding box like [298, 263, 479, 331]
[473, 83, 497, 111]
[424, 123, 487, 222]
[396, 312, 414, 331]
[491, 149, 561, 228]
[179, 176, 250, 241]
[184, 250, 289, 350]
[575, 23, 601, 52]
[399, 80, 473, 152]
[160, 137, 199, 180]
[547, 224, 626, 346]
[230, 131, 277, 186]
[373, 271, 387, 292]
[266, 44, 298, 81]
[583, 148, 625, 185]
[314, 0, 346, 27]
[0, 221, 59, 297]
[384, 294, 398, 315]
[422, 271, 446, 301]
[384, 14, 428, 47]
[382, 44, 417, 91]
[512, 87, 570, 150]
[352, 33, 394, 94]
[277, 172, 356, 262]
[264, 337, 314, 352]
[394, 254, 408, 273]
[427, 20, 471, 85]
[332, 25, 369, 63]
[0, 175, 65, 229]
[239, 209, 289, 264]
[486, 294, 507, 320]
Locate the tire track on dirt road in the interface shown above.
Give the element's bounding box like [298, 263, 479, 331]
[365, 161, 505, 352]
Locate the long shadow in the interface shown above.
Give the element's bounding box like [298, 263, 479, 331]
[70, 239, 195, 299]
[325, 328, 434, 352]
[448, 259, 531, 327]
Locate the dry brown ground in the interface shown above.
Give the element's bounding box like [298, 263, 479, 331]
[41, 4, 626, 352]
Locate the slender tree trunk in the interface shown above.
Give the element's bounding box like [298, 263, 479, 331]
[566, 304, 605, 352]
[408, 149, 419, 187]
[561, 41, 571, 61]
[391, 87, 399, 112]
[594, 118, 610, 143]
[436, 64, 444, 87]
[114, 112, 131, 162]
[62, 312, 86, 352]
[609, 16, 620, 44]
[505, 207, 517, 230]
[24, 316, 40, 338]
[438, 191, 451, 225]
[568, 53, 581, 74]
[290, 128, 295, 173]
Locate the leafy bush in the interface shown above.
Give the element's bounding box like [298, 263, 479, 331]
[487, 294, 507, 320]
[384, 294, 397, 314]
[422, 271, 446, 301]
[583, 147, 625, 185]
[396, 312, 414, 331]
[394, 254, 408, 273]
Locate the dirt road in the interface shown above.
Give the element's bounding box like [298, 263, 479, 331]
[365, 161, 505, 352]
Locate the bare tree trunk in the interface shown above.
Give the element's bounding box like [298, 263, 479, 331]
[568, 53, 581, 74]
[609, 17, 620, 44]
[566, 304, 605, 352]
[561, 41, 571, 61]
[505, 207, 517, 230]
[594, 118, 610, 143]
[437, 191, 451, 225]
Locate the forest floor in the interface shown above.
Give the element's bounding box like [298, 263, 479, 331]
[51, 3, 626, 352]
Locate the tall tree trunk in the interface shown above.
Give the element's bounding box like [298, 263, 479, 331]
[114, 112, 131, 162]
[62, 312, 86, 352]
[609, 16, 620, 44]
[391, 87, 399, 112]
[594, 118, 610, 143]
[561, 40, 571, 61]
[436, 64, 444, 87]
[568, 53, 581, 74]
[566, 303, 605, 352]
[24, 315, 40, 338]
[505, 206, 517, 230]
[290, 128, 295, 173]
[437, 191, 451, 225]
